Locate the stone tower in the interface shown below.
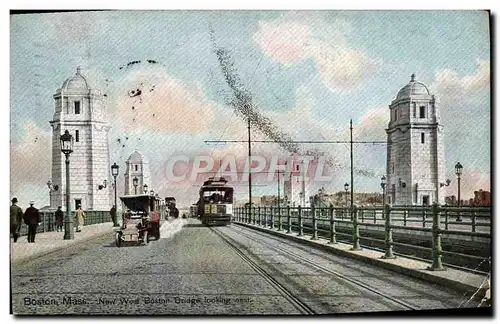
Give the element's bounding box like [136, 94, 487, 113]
[386, 74, 446, 206]
[283, 157, 308, 207]
[49, 67, 111, 211]
[124, 150, 151, 195]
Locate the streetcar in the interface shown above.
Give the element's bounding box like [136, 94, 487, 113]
[115, 193, 163, 247]
[198, 177, 234, 226]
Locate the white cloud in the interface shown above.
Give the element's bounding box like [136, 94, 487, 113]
[430, 59, 490, 106]
[10, 122, 52, 207]
[253, 13, 381, 93]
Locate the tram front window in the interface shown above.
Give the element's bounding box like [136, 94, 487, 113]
[203, 189, 232, 203]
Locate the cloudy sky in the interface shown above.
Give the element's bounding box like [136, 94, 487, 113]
[10, 10, 490, 207]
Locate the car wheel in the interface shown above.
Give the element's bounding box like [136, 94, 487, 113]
[115, 232, 121, 247]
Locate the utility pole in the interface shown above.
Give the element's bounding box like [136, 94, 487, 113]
[350, 119, 354, 212]
[277, 168, 280, 209]
[247, 114, 252, 219]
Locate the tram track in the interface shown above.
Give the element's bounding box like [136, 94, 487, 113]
[225, 225, 419, 311]
[210, 227, 317, 315]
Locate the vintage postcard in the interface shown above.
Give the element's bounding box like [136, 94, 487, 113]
[9, 10, 491, 316]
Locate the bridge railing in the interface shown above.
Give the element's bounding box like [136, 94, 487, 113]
[18, 210, 111, 237]
[233, 204, 491, 272]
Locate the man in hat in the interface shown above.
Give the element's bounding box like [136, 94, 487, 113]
[55, 206, 64, 232]
[75, 204, 85, 232]
[23, 201, 41, 243]
[10, 197, 23, 242]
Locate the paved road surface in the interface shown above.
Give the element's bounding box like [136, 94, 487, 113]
[11, 219, 480, 315]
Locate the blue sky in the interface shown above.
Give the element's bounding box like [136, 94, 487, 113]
[10, 10, 490, 207]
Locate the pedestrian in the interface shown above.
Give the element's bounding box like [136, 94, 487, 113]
[75, 205, 85, 232]
[170, 202, 179, 219]
[55, 206, 64, 232]
[110, 205, 117, 226]
[10, 197, 23, 243]
[23, 201, 41, 243]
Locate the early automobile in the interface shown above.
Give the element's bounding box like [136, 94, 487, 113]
[115, 194, 162, 247]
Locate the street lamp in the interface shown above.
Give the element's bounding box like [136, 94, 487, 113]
[381, 175, 387, 219]
[455, 162, 463, 221]
[60, 130, 74, 240]
[133, 177, 138, 194]
[111, 162, 120, 227]
[344, 183, 349, 207]
[143, 184, 148, 194]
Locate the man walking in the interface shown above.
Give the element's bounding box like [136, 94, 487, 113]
[10, 197, 23, 242]
[110, 205, 118, 227]
[23, 201, 41, 243]
[55, 206, 64, 232]
[75, 205, 85, 232]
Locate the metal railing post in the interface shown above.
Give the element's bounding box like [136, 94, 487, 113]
[278, 205, 282, 231]
[351, 205, 361, 251]
[472, 211, 477, 233]
[257, 206, 261, 226]
[382, 204, 395, 259]
[270, 206, 275, 229]
[287, 206, 291, 233]
[298, 205, 303, 236]
[263, 206, 268, 227]
[422, 208, 426, 227]
[328, 205, 336, 244]
[252, 206, 255, 225]
[444, 209, 449, 230]
[360, 207, 364, 223]
[311, 204, 318, 240]
[428, 203, 445, 271]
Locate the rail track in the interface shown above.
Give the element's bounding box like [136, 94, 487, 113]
[212, 225, 419, 313]
[225, 225, 423, 311]
[210, 227, 317, 314]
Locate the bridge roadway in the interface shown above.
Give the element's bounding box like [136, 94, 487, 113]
[11, 219, 479, 315]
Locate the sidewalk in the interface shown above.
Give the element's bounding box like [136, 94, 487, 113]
[10, 222, 115, 264]
[235, 221, 490, 301]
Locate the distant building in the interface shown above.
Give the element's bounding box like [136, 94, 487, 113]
[386, 74, 446, 206]
[260, 195, 278, 206]
[49, 67, 111, 211]
[124, 150, 151, 195]
[445, 195, 457, 206]
[473, 189, 491, 206]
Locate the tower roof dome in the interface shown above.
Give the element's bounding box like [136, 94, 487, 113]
[396, 74, 430, 100]
[61, 67, 90, 93]
[127, 150, 148, 164]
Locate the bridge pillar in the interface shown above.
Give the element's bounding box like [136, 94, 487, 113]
[428, 203, 445, 271]
[298, 205, 303, 236]
[350, 205, 361, 251]
[381, 204, 395, 259]
[328, 204, 336, 244]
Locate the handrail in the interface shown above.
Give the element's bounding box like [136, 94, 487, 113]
[234, 203, 491, 272]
